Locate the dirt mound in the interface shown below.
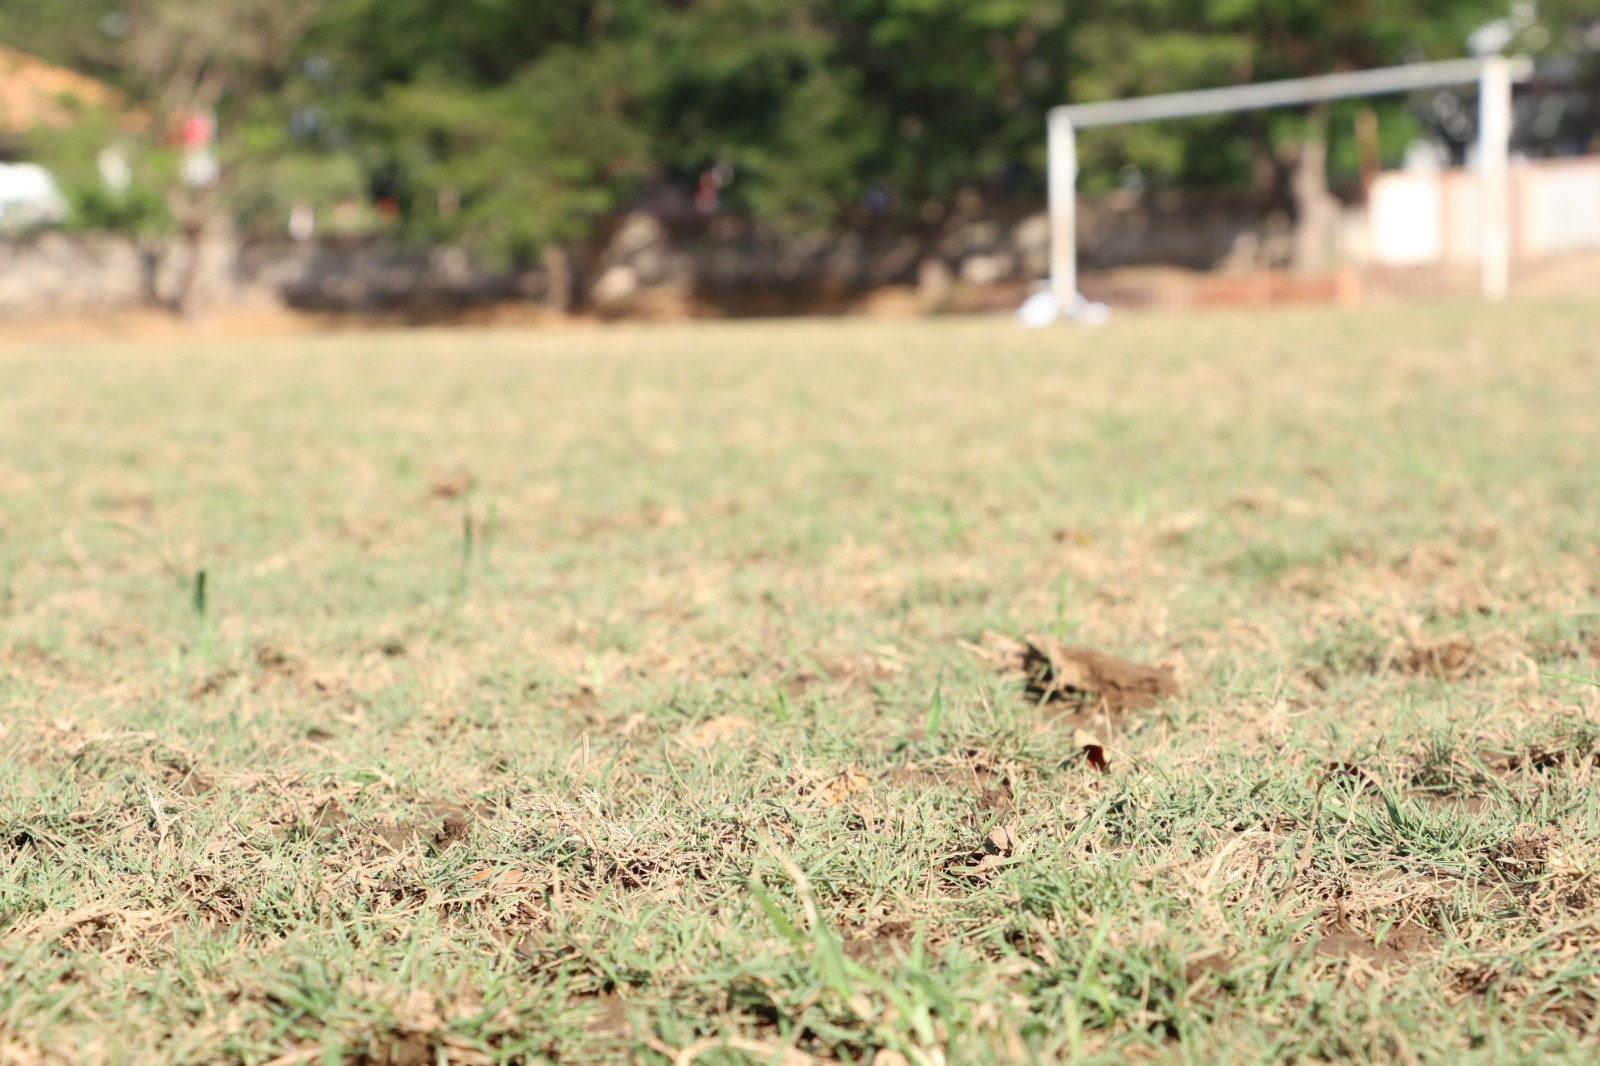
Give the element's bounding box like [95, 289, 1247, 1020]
[971, 633, 1178, 713]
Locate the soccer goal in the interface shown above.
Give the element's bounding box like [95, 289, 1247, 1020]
[1046, 56, 1533, 317]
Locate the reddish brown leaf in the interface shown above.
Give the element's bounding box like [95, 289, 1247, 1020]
[1074, 728, 1109, 773]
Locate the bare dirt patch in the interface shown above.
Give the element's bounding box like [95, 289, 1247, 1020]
[1391, 636, 1479, 681]
[680, 715, 756, 751]
[883, 757, 1015, 815]
[842, 919, 916, 963]
[970, 632, 1179, 715]
[1314, 922, 1442, 966]
[579, 991, 633, 1038]
[427, 469, 475, 500]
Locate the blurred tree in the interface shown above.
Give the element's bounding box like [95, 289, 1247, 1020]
[358, 50, 652, 306]
[633, 0, 870, 227]
[299, 0, 659, 305]
[636, 0, 1088, 291]
[11, 1, 330, 313]
[0, 1, 125, 74]
[112, 0, 328, 316]
[7, 0, 1589, 308]
[25, 113, 172, 235]
[305, 0, 640, 90]
[363, 0, 1092, 300]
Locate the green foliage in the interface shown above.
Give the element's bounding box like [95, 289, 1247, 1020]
[289, 0, 1581, 248]
[24, 115, 173, 235]
[5, 0, 1596, 250]
[225, 149, 367, 234]
[0, 0, 125, 72]
[636, 1, 875, 228]
[61, 182, 171, 233]
[351, 60, 645, 264]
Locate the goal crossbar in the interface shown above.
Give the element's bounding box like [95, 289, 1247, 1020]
[1047, 56, 1535, 312]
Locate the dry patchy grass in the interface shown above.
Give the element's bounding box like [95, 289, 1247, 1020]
[2, 301, 1600, 1063]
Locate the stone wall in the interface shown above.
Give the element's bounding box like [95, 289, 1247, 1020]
[0, 231, 533, 318]
[0, 191, 1287, 319]
[587, 192, 1285, 306]
[0, 232, 165, 314]
[236, 239, 534, 311]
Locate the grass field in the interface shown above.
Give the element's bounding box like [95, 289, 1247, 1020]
[3, 301, 1600, 1065]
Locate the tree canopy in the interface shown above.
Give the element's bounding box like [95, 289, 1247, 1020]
[3, 0, 1596, 268]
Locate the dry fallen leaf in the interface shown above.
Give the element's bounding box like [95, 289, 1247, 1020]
[1547, 845, 1590, 878]
[969, 822, 1023, 874]
[1392, 636, 1476, 681]
[973, 632, 1178, 713]
[1073, 728, 1109, 772]
[817, 770, 871, 806]
[679, 715, 755, 750]
[428, 469, 475, 499]
[986, 823, 1018, 855]
[468, 868, 539, 892]
[1313, 761, 1380, 789]
[393, 988, 447, 1034]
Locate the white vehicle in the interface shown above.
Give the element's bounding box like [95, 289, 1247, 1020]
[0, 163, 69, 230]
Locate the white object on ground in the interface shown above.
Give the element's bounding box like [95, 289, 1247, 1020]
[0, 163, 69, 229]
[97, 149, 132, 193]
[1015, 282, 1110, 327]
[1072, 292, 1112, 325]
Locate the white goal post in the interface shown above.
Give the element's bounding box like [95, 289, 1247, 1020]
[1047, 56, 1535, 313]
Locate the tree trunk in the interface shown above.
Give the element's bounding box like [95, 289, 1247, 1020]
[916, 254, 953, 310]
[175, 217, 210, 321]
[1354, 107, 1381, 201]
[165, 182, 220, 322]
[136, 236, 166, 308]
[1291, 105, 1335, 275]
[577, 210, 632, 313]
[541, 244, 574, 314]
[912, 216, 953, 311]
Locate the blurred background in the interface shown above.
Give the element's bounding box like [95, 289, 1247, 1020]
[0, 0, 1596, 323]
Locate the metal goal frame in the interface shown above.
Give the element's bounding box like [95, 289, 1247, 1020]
[1047, 56, 1534, 312]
